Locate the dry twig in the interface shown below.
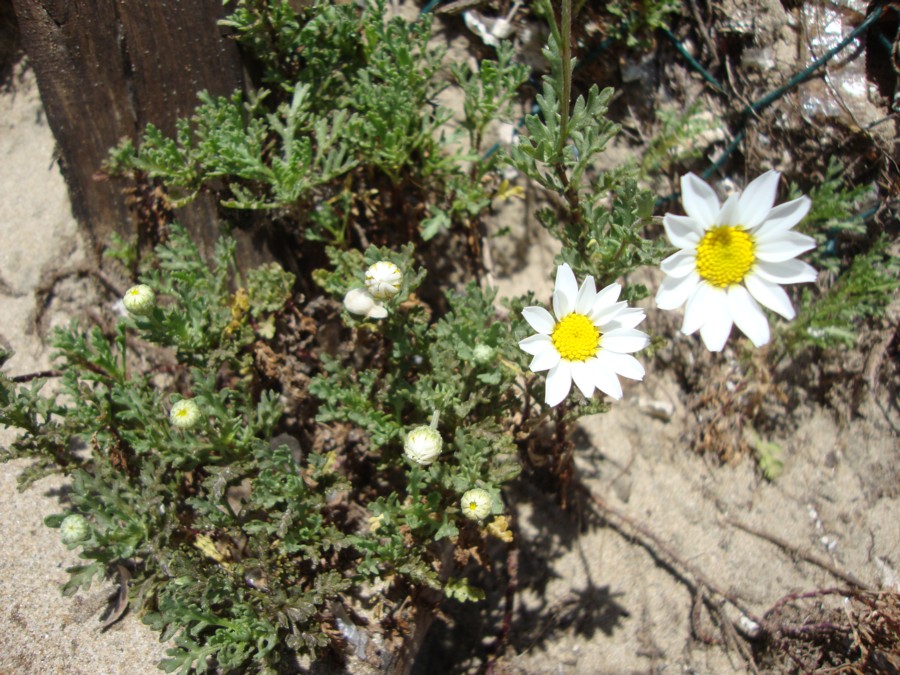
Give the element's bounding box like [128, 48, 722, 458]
[724, 517, 874, 591]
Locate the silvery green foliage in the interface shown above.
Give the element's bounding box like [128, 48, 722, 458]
[1, 226, 527, 672]
[504, 27, 667, 299]
[107, 0, 528, 245]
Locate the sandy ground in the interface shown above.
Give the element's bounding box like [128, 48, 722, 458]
[1, 51, 898, 675]
[0, 65, 169, 674]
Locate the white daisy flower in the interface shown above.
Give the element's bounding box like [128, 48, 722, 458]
[518, 263, 649, 407]
[655, 171, 817, 351]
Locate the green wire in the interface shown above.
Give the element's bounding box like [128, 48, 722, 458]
[661, 28, 725, 93]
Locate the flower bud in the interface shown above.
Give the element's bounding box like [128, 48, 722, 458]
[460, 488, 492, 521]
[170, 398, 201, 430]
[60, 514, 91, 544]
[123, 284, 156, 316]
[403, 426, 442, 466]
[365, 261, 402, 301]
[472, 344, 495, 365]
[343, 288, 388, 319]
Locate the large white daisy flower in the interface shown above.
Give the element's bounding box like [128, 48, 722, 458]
[518, 264, 649, 407]
[655, 171, 817, 352]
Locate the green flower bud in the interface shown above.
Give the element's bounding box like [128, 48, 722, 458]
[170, 398, 201, 430]
[60, 514, 91, 544]
[404, 426, 442, 465]
[460, 488, 492, 521]
[472, 344, 495, 365]
[123, 284, 156, 316]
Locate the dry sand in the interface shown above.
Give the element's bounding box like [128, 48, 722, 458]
[1, 57, 898, 674]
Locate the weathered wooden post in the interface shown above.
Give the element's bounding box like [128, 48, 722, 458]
[12, 0, 247, 257]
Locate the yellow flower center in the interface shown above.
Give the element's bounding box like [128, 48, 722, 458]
[695, 226, 756, 288]
[551, 313, 600, 362]
[467, 501, 479, 512]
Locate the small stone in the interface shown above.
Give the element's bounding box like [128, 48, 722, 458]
[637, 397, 675, 422]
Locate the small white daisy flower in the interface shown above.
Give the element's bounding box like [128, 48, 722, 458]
[170, 398, 202, 430]
[123, 284, 156, 316]
[460, 488, 492, 521]
[519, 263, 649, 407]
[655, 171, 817, 351]
[365, 261, 403, 301]
[343, 287, 388, 319]
[403, 425, 443, 465]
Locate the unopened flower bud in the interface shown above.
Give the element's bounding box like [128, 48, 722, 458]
[123, 284, 155, 316]
[170, 398, 201, 430]
[60, 514, 91, 544]
[404, 426, 442, 466]
[472, 344, 495, 365]
[460, 488, 492, 521]
[365, 261, 402, 301]
[343, 288, 388, 319]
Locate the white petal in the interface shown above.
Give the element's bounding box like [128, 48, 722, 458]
[681, 173, 720, 226]
[570, 361, 595, 398]
[695, 287, 732, 350]
[700, 311, 734, 352]
[656, 272, 700, 310]
[522, 306, 556, 334]
[545, 360, 572, 407]
[518, 333, 553, 356]
[727, 285, 770, 347]
[368, 303, 388, 319]
[591, 282, 621, 312]
[737, 170, 780, 229]
[530, 348, 561, 372]
[716, 193, 741, 226]
[754, 231, 816, 263]
[753, 196, 811, 239]
[745, 274, 796, 320]
[588, 359, 623, 399]
[596, 350, 645, 381]
[664, 214, 703, 250]
[681, 282, 715, 335]
[602, 328, 650, 354]
[606, 307, 646, 331]
[660, 250, 697, 278]
[591, 301, 627, 327]
[754, 259, 818, 285]
[553, 263, 578, 319]
[575, 275, 597, 315]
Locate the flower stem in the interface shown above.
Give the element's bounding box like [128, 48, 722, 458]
[557, 0, 572, 158]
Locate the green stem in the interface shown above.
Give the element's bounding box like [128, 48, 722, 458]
[557, 0, 572, 159]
